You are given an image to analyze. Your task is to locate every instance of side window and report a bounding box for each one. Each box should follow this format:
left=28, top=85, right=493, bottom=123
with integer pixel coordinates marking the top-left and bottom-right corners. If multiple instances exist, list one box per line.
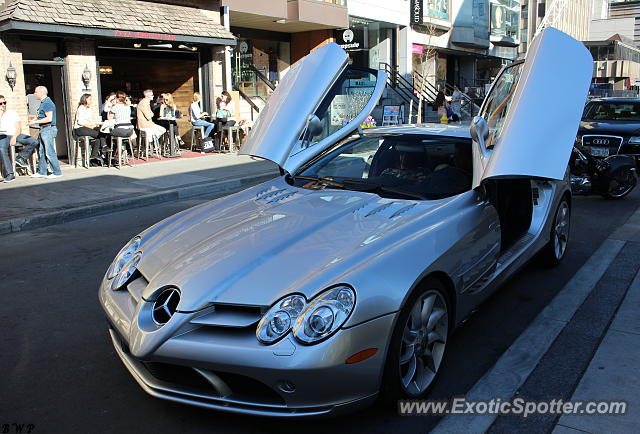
left=479, top=62, right=524, bottom=148
left=309, top=67, right=378, bottom=144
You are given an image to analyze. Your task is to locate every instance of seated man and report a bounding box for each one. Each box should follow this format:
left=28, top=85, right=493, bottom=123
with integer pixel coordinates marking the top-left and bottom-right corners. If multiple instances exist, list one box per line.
left=137, top=89, right=166, bottom=141
left=0, top=94, right=39, bottom=182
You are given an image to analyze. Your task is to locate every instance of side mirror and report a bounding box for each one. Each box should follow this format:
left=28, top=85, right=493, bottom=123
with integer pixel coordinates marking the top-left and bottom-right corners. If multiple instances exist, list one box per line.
left=307, top=114, right=323, bottom=138
left=301, top=114, right=323, bottom=148
left=470, top=116, right=489, bottom=149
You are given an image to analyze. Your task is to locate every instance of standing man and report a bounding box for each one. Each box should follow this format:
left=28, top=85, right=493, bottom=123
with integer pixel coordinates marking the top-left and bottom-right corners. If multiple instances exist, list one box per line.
left=137, top=89, right=166, bottom=138
left=27, top=90, right=40, bottom=139
left=29, top=85, right=62, bottom=178
left=0, top=95, right=40, bottom=182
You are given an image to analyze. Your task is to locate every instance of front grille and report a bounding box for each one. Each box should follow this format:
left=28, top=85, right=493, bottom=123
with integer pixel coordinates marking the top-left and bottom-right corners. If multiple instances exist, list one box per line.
left=142, top=362, right=213, bottom=390
left=140, top=361, right=285, bottom=405
left=190, top=304, right=263, bottom=328
left=582, top=135, right=623, bottom=156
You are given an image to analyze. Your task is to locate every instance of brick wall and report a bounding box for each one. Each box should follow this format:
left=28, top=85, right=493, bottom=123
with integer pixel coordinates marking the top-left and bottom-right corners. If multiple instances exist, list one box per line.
left=0, top=34, right=28, bottom=131
left=65, top=39, right=100, bottom=128
left=208, top=46, right=225, bottom=108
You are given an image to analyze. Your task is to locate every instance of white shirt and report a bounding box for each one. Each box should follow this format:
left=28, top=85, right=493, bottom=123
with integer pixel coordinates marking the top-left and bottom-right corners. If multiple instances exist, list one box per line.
left=0, top=109, right=20, bottom=136
left=111, top=103, right=132, bottom=125
left=190, top=101, right=202, bottom=123
left=74, top=105, right=93, bottom=129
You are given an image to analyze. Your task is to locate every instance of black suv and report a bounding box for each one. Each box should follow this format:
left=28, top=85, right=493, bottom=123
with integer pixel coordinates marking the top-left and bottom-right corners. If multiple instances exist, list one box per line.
left=577, top=98, right=640, bottom=160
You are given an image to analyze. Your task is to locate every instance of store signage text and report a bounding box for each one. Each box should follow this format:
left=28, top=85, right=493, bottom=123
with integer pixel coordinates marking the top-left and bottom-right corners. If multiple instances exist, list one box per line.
left=410, top=0, right=423, bottom=25
left=334, top=28, right=363, bottom=50
left=113, top=30, right=177, bottom=41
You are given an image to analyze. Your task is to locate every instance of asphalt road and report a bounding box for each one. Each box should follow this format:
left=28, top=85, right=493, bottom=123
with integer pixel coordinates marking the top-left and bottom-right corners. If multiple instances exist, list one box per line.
left=1, top=185, right=639, bottom=434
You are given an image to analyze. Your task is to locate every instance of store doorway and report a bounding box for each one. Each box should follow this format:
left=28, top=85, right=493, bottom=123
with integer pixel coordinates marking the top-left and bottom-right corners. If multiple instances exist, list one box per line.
left=97, top=48, right=200, bottom=142
left=23, top=61, right=70, bottom=158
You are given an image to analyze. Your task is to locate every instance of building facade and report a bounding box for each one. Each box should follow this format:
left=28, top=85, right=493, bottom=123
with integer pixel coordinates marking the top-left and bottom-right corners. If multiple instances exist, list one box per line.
left=519, top=0, right=591, bottom=55
left=0, top=0, right=235, bottom=159
left=221, top=0, right=348, bottom=103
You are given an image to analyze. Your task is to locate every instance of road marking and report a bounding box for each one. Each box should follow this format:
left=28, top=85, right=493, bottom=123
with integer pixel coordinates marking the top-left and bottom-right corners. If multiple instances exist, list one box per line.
left=431, top=238, right=625, bottom=434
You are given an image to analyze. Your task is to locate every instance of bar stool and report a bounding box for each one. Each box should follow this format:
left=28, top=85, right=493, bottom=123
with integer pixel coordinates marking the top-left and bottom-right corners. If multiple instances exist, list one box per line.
left=220, top=125, right=241, bottom=152
left=139, top=129, right=162, bottom=161
left=190, top=125, right=206, bottom=151
left=9, top=146, right=38, bottom=176
left=108, top=136, right=135, bottom=169
left=74, top=135, right=96, bottom=168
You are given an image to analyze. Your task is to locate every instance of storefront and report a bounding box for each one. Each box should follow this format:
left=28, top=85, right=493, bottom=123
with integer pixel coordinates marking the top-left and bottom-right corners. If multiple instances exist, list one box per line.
left=230, top=27, right=291, bottom=99
left=0, top=0, right=235, bottom=159
left=334, top=16, right=398, bottom=71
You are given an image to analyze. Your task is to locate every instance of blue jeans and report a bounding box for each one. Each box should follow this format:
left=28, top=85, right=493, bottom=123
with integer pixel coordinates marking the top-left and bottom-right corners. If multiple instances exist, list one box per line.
left=192, top=119, right=215, bottom=137
left=0, top=134, right=39, bottom=177
left=0, top=135, right=12, bottom=177
left=38, top=126, right=61, bottom=176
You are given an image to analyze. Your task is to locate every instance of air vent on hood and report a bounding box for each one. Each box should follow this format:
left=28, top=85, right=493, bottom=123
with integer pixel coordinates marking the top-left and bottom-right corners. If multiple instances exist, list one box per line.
left=353, top=201, right=419, bottom=219
left=255, top=187, right=299, bottom=204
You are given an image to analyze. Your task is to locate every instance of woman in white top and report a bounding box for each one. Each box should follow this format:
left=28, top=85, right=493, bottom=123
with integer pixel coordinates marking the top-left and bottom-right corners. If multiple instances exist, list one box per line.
left=109, top=91, right=134, bottom=138
left=190, top=92, right=215, bottom=137
left=73, top=93, right=107, bottom=161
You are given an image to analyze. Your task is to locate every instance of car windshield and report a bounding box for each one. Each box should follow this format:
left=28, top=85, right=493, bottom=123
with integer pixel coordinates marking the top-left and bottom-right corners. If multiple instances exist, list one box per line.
left=291, top=134, right=473, bottom=200
left=583, top=102, right=640, bottom=121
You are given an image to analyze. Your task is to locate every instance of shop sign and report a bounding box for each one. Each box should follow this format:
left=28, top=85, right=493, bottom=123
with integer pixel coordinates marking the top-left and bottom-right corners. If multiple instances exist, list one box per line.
left=412, top=44, right=425, bottom=55
left=330, top=95, right=351, bottom=126
left=334, top=28, right=364, bottom=50
left=410, top=0, right=423, bottom=25
left=425, top=0, right=450, bottom=21
left=489, top=0, right=520, bottom=45
left=113, top=30, right=177, bottom=41
left=237, top=40, right=253, bottom=63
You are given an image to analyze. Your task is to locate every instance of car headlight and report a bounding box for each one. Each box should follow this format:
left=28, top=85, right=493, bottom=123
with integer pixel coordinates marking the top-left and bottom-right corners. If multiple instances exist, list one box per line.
left=106, top=236, right=142, bottom=290
left=293, top=285, right=356, bottom=344
left=628, top=136, right=640, bottom=144
left=256, top=294, right=306, bottom=344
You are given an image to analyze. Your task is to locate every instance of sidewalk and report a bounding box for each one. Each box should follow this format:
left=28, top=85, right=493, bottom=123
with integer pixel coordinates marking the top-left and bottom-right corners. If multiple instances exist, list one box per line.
left=0, top=153, right=278, bottom=235
left=433, top=206, right=640, bottom=434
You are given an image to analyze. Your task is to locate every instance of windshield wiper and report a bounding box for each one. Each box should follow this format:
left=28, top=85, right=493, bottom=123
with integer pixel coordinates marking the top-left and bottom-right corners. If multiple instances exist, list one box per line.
left=291, top=175, right=345, bottom=188
left=292, top=176, right=427, bottom=200
left=338, top=178, right=427, bottom=200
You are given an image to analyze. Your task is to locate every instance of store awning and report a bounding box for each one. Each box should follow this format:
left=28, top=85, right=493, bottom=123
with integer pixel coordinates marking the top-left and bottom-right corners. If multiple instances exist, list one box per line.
left=0, top=0, right=236, bottom=45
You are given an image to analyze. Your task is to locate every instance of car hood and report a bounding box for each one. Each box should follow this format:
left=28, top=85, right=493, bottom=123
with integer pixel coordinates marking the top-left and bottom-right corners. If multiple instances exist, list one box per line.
left=579, top=120, right=640, bottom=135
left=136, top=178, right=451, bottom=311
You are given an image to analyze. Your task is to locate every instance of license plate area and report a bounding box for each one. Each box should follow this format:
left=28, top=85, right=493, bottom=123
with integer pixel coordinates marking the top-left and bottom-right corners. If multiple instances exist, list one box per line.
left=590, top=147, right=609, bottom=157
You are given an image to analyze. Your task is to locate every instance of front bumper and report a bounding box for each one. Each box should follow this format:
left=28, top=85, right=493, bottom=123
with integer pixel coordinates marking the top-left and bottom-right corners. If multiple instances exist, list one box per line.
left=101, top=278, right=397, bottom=417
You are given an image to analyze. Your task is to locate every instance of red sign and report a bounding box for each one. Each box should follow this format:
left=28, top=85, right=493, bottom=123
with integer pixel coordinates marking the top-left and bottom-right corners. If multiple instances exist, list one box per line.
left=412, top=44, right=424, bottom=55
left=113, top=30, right=177, bottom=41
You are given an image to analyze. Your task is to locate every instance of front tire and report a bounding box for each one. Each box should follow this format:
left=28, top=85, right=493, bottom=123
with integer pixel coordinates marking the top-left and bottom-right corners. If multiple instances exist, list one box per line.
left=539, top=197, right=570, bottom=266
left=380, top=278, right=450, bottom=401
left=602, top=167, right=637, bottom=199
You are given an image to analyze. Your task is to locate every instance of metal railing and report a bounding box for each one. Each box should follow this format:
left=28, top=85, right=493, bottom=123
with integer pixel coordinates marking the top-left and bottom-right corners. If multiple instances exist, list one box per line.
left=236, top=88, right=261, bottom=121
left=434, top=77, right=481, bottom=119
left=379, top=62, right=438, bottom=123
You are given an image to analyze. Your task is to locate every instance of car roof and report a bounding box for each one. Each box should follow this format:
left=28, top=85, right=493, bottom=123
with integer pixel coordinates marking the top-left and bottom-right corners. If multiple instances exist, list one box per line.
left=364, top=123, right=472, bottom=139
left=588, top=98, right=640, bottom=103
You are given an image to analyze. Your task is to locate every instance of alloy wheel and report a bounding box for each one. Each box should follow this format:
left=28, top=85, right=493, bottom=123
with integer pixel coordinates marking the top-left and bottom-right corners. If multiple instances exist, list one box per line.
left=608, top=169, right=636, bottom=198
left=398, top=290, right=448, bottom=396
left=554, top=201, right=570, bottom=260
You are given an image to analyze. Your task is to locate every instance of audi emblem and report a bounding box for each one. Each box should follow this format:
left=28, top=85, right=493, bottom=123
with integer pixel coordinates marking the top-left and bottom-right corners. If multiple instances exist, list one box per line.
left=152, top=287, right=181, bottom=325
left=592, top=138, right=610, bottom=145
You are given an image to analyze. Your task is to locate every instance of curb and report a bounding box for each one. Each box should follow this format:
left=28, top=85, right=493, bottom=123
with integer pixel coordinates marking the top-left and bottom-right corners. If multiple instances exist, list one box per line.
left=0, top=171, right=277, bottom=235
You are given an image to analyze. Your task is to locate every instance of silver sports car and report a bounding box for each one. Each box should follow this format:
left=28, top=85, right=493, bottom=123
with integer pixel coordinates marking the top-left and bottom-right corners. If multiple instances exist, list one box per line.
left=99, top=28, right=592, bottom=417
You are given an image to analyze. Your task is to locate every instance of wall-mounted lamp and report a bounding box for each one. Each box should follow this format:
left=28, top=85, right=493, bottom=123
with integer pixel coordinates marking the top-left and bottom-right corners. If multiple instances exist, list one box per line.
left=6, top=61, right=17, bottom=91
left=81, top=64, right=92, bottom=91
